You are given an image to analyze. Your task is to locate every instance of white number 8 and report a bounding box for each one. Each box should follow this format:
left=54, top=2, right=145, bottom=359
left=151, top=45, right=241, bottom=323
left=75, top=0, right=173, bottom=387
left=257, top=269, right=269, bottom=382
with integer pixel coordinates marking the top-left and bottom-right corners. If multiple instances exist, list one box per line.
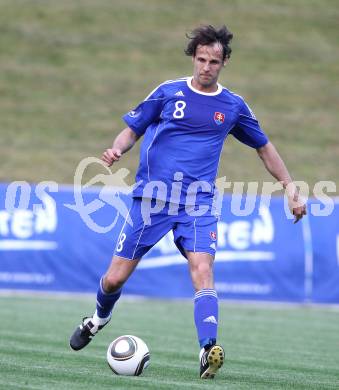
left=116, top=233, right=127, bottom=252
left=173, top=100, right=186, bottom=119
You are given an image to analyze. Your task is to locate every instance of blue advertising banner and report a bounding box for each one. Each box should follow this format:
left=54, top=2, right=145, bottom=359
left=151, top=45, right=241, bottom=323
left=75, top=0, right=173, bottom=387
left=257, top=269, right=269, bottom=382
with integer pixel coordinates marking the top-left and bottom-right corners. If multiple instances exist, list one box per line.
left=0, top=182, right=338, bottom=303
left=308, top=199, right=339, bottom=303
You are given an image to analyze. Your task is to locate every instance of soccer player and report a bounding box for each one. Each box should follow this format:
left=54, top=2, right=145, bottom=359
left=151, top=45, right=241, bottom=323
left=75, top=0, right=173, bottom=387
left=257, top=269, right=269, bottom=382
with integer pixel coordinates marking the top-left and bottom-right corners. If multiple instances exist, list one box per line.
left=70, top=25, right=306, bottom=379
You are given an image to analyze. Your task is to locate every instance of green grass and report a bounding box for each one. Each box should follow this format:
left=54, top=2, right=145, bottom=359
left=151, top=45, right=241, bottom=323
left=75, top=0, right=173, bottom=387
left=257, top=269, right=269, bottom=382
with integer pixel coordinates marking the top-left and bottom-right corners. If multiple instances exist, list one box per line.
left=0, top=0, right=338, bottom=191
left=0, top=294, right=338, bottom=389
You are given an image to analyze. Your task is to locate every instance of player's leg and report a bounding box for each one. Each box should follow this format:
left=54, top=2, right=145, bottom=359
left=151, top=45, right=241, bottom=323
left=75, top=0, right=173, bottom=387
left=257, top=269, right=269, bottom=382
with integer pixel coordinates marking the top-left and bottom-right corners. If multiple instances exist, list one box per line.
left=186, top=251, right=218, bottom=348
left=70, top=197, right=173, bottom=351
left=69, top=255, right=139, bottom=351
left=174, top=214, right=224, bottom=378
left=70, top=198, right=144, bottom=351
left=94, top=255, right=140, bottom=325
left=92, top=198, right=174, bottom=327
left=186, top=251, right=224, bottom=379
left=92, top=255, right=140, bottom=326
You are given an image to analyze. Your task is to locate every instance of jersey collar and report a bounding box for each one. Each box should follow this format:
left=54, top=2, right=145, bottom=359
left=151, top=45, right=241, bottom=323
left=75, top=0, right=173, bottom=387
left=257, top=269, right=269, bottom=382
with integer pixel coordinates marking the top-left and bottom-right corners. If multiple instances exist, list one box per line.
left=186, top=76, right=222, bottom=96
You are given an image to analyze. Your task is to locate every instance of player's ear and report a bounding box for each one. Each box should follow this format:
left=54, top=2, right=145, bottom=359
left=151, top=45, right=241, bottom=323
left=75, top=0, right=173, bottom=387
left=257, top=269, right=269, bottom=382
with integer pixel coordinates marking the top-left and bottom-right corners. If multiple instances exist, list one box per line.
left=223, top=58, right=228, bottom=67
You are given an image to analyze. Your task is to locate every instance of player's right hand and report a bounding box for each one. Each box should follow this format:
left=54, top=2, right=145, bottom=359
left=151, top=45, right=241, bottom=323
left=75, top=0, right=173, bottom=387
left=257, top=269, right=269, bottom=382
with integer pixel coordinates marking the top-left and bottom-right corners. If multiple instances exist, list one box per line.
left=101, top=148, right=122, bottom=167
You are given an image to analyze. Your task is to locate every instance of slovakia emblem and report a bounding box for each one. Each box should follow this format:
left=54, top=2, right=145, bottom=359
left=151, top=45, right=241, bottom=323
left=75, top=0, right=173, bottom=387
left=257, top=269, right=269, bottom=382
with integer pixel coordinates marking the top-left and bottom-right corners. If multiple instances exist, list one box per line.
left=214, top=112, right=225, bottom=125
left=210, top=231, right=217, bottom=241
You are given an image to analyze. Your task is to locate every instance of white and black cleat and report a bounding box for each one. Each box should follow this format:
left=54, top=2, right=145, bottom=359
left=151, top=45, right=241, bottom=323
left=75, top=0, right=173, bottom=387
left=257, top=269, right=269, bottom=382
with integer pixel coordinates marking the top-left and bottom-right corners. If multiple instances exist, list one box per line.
left=200, top=344, right=224, bottom=379
left=70, top=316, right=110, bottom=351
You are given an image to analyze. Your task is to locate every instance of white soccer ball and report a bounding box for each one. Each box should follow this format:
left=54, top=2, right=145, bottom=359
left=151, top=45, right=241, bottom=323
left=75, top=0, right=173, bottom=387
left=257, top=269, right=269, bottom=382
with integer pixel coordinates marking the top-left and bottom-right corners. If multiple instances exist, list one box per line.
left=107, top=335, right=150, bottom=376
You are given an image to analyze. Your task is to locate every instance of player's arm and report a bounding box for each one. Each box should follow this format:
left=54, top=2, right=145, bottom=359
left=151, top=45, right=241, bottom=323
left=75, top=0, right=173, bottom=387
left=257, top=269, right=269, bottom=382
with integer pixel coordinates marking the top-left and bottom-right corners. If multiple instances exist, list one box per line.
left=256, top=141, right=307, bottom=223
left=102, top=127, right=140, bottom=167
left=102, top=83, right=164, bottom=166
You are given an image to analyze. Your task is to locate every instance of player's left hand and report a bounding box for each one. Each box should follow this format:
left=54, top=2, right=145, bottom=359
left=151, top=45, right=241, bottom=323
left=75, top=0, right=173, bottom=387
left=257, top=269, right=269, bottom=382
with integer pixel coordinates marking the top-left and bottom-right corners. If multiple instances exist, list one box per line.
left=292, top=204, right=307, bottom=224
left=288, top=193, right=307, bottom=223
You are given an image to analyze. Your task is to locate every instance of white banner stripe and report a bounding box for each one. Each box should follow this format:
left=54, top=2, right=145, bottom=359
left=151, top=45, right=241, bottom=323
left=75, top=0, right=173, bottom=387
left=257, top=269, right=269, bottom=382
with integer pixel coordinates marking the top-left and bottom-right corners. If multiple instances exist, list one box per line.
left=138, top=255, right=186, bottom=269
left=138, top=251, right=275, bottom=269
left=215, top=251, right=275, bottom=261
left=0, top=240, right=58, bottom=251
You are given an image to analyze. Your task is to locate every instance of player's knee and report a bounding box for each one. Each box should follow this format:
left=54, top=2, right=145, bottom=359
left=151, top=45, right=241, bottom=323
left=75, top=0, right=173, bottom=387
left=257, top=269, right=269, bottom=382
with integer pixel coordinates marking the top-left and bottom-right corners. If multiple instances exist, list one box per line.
left=192, top=261, right=213, bottom=280
left=103, top=273, right=126, bottom=292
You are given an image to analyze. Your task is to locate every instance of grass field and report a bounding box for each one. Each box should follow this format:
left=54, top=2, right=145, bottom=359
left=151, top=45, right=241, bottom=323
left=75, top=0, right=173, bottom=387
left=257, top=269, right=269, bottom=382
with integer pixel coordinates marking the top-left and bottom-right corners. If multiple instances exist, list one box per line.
left=0, top=0, right=338, bottom=191
left=0, top=294, right=338, bottom=389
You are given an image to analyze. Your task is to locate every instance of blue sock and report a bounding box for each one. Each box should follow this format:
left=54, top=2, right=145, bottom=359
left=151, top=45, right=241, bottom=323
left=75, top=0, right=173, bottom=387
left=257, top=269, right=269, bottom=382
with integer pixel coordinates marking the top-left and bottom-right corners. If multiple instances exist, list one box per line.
left=96, top=277, right=122, bottom=319
left=194, top=288, right=218, bottom=349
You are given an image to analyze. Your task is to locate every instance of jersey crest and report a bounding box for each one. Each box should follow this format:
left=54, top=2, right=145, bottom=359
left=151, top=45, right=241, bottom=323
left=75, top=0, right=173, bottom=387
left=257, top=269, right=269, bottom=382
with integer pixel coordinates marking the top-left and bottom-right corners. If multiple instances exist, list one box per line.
left=214, top=112, right=225, bottom=125
left=210, top=231, right=217, bottom=241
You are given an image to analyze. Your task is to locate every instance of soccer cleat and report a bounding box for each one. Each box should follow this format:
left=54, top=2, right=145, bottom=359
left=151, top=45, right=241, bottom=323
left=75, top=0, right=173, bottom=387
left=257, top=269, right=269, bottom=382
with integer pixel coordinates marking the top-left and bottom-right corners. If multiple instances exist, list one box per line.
left=199, top=344, right=224, bottom=379
left=69, top=316, right=110, bottom=351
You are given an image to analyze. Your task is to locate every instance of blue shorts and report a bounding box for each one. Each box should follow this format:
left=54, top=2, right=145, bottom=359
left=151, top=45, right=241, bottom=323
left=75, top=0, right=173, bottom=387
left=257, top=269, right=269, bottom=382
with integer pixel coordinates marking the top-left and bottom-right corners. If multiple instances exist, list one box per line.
left=113, top=198, right=218, bottom=260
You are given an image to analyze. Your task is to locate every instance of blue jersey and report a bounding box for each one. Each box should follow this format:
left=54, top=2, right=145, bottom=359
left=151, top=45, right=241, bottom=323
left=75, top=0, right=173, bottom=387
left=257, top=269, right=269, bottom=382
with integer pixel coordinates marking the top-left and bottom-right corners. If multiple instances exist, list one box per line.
left=123, top=76, right=268, bottom=205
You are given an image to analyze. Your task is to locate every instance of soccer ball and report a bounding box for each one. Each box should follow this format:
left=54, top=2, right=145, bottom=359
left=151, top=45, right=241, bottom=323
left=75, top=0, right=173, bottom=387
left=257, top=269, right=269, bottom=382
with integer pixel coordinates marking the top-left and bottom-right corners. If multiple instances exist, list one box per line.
left=107, top=335, right=150, bottom=376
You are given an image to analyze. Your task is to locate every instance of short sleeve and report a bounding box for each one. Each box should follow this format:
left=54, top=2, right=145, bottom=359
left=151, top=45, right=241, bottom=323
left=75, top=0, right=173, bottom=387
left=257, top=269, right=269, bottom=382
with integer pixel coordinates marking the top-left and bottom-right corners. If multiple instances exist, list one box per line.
left=230, top=99, right=269, bottom=148
left=122, top=85, right=165, bottom=136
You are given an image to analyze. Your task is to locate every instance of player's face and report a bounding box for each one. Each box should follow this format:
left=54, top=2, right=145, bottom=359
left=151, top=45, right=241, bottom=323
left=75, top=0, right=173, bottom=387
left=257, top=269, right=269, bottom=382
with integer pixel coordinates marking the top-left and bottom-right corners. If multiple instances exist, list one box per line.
left=192, top=43, right=226, bottom=92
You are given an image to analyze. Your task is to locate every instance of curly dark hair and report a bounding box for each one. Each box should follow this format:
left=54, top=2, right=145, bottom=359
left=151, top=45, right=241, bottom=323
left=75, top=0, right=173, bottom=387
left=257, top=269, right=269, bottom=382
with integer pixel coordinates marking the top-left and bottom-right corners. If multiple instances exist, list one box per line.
left=185, top=25, right=233, bottom=61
